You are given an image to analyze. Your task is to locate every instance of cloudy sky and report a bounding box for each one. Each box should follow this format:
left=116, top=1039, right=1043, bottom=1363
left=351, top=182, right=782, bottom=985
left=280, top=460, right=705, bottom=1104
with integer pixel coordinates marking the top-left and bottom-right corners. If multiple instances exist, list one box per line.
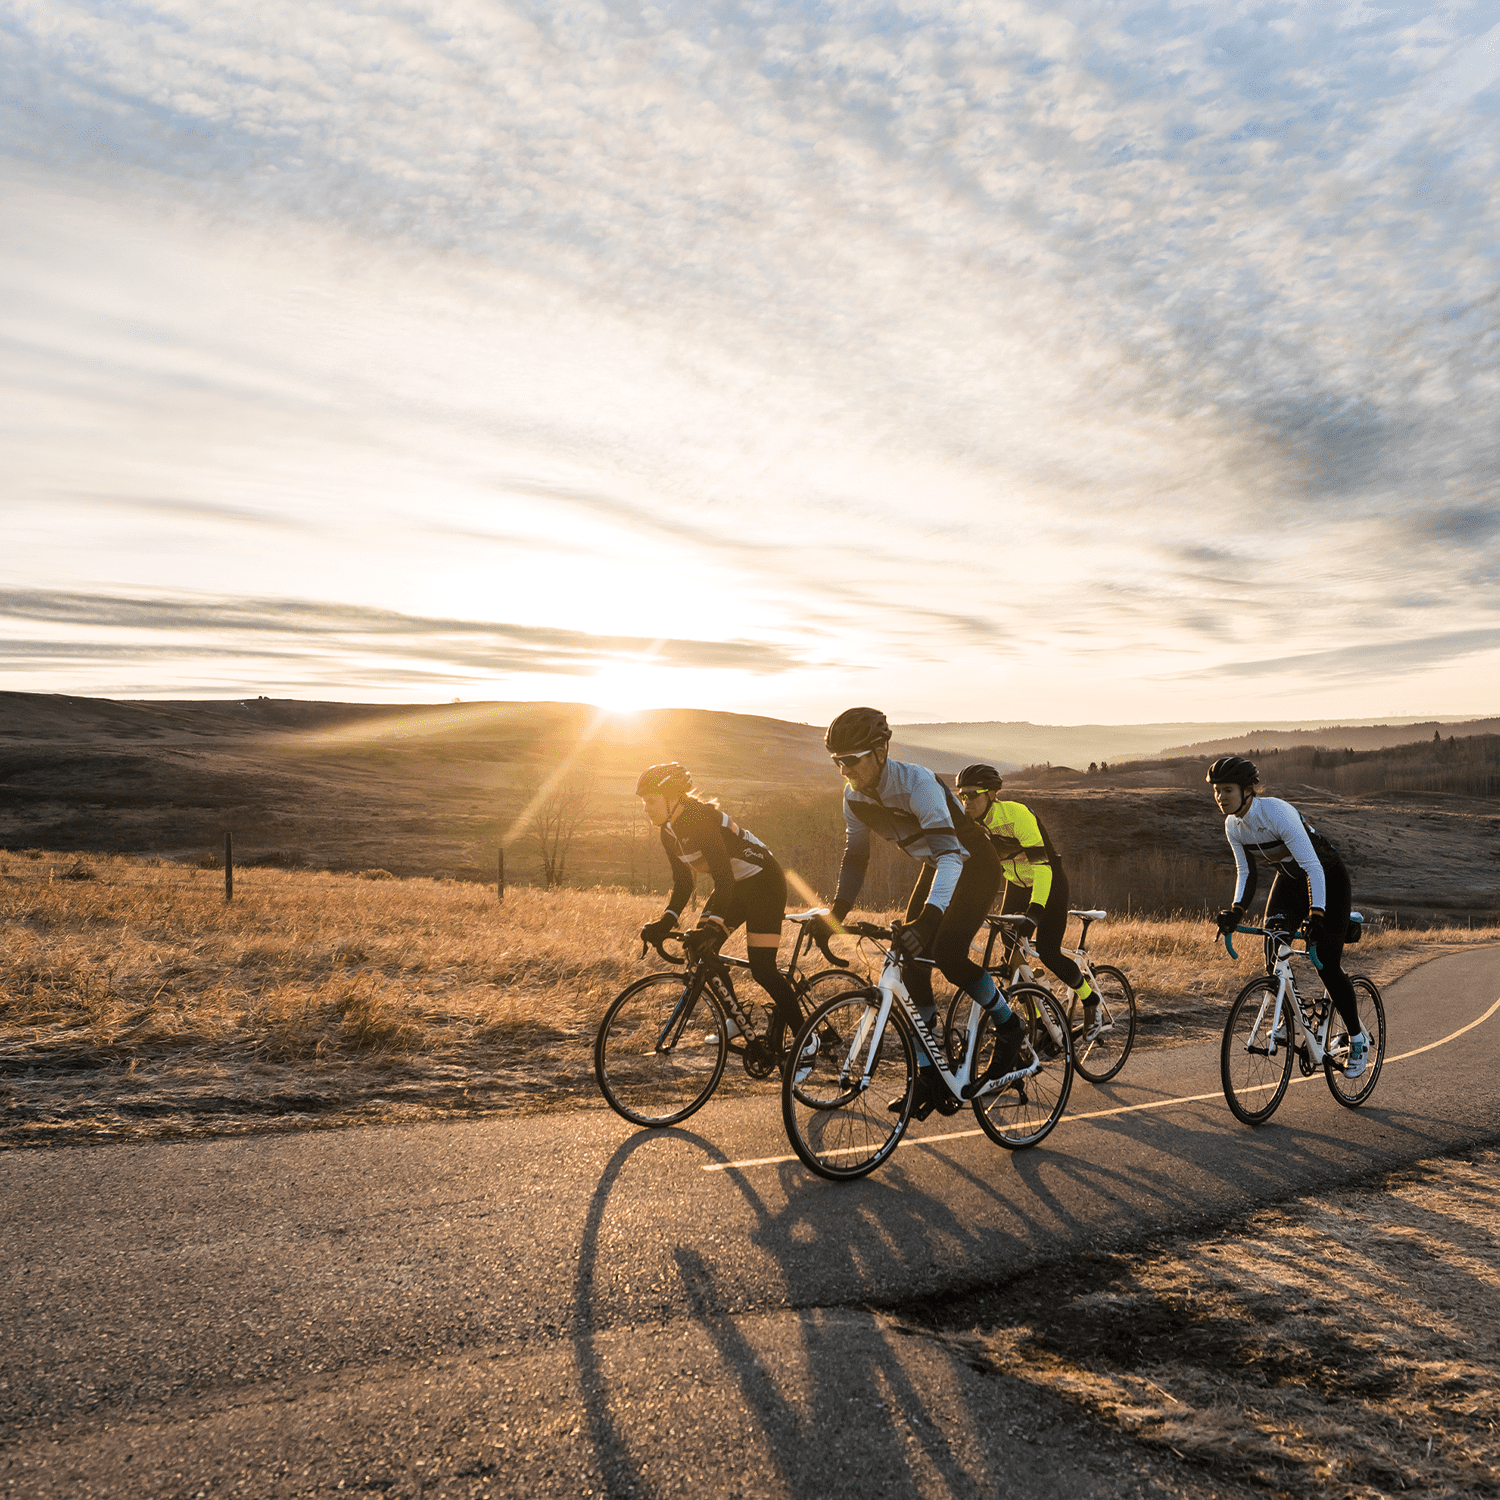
left=4, top=0, right=1498, bottom=725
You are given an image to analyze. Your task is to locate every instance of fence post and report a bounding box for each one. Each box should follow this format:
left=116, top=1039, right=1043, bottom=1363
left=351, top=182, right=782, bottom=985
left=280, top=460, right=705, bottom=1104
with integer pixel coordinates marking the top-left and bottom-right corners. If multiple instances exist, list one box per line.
left=224, top=831, right=233, bottom=903
left=497, top=848, right=504, bottom=903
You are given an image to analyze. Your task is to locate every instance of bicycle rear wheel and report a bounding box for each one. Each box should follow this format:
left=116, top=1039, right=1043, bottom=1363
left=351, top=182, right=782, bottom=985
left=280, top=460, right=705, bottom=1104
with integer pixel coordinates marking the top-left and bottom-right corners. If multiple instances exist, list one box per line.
left=1323, top=976, right=1385, bottom=1108
left=1221, top=976, right=1293, bottom=1125
left=781, top=990, right=915, bottom=1180
left=971, top=985, right=1073, bottom=1149
left=1073, top=964, right=1137, bottom=1084
left=594, top=973, right=728, bottom=1127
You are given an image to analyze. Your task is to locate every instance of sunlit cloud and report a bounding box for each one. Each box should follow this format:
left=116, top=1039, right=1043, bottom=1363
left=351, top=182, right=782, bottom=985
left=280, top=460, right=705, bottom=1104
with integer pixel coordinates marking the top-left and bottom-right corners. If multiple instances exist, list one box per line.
left=2, top=1, right=1497, bottom=721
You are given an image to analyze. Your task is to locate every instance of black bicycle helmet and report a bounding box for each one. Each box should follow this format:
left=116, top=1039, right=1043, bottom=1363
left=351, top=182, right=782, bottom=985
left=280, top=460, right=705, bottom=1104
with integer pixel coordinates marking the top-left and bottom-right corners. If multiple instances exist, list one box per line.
left=635, top=762, right=692, bottom=797
left=1205, top=754, right=1259, bottom=786
left=825, top=707, right=892, bottom=756
left=956, top=763, right=1004, bottom=790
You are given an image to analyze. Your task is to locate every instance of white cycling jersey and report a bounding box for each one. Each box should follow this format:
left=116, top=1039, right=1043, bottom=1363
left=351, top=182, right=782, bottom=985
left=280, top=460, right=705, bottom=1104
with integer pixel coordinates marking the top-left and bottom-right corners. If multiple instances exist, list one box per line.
left=1224, top=795, right=1330, bottom=910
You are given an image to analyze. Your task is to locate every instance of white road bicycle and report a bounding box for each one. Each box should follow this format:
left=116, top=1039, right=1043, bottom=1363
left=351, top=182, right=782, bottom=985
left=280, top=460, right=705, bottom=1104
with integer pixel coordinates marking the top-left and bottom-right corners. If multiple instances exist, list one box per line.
left=1218, top=919, right=1385, bottom=1126
left=945, top=909, right=1136, bottom=1085
left=781, top=920, right=1073, bottom=1181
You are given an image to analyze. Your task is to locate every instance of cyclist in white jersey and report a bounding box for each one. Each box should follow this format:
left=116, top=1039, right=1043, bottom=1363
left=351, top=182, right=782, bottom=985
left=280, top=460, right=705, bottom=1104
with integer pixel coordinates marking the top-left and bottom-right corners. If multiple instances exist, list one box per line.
left=1207, top=755, right=1369, bottom=1078
left=814, top=707, right=1024, bottom=1118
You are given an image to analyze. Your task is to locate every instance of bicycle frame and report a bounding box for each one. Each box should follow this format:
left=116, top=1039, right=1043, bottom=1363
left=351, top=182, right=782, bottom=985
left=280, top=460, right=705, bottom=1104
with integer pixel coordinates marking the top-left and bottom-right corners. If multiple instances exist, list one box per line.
left=838, top=928, right=1041, bottom=1101
left=644, top=910, right=851, bottom=1056
left=1223, top=925, right=1338, bottom=1068
left=974, top=915, right=1082, bottom=1051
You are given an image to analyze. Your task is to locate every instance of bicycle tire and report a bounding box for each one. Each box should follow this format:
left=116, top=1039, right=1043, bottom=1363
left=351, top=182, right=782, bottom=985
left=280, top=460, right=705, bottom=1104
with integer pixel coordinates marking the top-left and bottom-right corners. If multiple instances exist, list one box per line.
left=594, top=972, right=728, bottom=1127
left=1072, top=964, right=1137, bottom=1084
left=781, top=988, right=915, bottom=1181
left=971, top=985, right=1073, bottom=1149
left=1221, top=976, right=1293, bottom=1125
left=1323, top=976, right=1385, bottom=1108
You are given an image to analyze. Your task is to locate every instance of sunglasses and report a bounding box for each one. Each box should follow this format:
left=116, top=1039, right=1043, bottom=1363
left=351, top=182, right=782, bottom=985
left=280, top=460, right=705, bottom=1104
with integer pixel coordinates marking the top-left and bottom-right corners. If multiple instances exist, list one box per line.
left=831, top=750, right=875, bottom=770
left=956, top=788, right=989, bottom=802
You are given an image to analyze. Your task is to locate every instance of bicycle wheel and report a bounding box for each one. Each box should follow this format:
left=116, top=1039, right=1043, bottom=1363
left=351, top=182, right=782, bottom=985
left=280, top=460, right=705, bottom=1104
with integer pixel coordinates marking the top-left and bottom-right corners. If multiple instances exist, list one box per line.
left=594, top=973, right=728, bottom=1127
left=1072, top=964, right=1137, bottom=1084
left=781, top=989, right=916, bottom=1181
left=1221, top=976, right=1293, bottom=1125
left=1323, top=976, right=1386, bottom=1108
left=971, top=985, right=1073, bottom=1149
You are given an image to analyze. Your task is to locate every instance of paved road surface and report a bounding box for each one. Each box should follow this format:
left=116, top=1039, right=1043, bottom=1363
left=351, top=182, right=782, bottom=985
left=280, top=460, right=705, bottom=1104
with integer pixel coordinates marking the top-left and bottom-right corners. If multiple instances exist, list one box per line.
left=3, top=946, right=1498, bottom=1498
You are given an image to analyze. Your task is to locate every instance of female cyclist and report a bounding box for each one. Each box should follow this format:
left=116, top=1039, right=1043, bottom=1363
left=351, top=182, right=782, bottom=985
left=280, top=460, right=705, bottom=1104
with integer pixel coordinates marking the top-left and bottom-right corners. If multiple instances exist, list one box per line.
left=816, top=708, right=1023, bottom=1117
left=1207, top=754, right=1369, bottom=1078
left=635, top=763, right=802, bottom=1064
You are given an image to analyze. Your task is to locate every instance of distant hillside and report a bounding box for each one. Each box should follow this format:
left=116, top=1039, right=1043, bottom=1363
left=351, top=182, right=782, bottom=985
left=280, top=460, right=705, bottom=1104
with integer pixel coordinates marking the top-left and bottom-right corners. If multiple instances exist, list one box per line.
left=2, top=693, right=1496, bottom=917
left=1157, top=719, right=1500, bottom=760
left=893, top=716, right=1495, bottom=772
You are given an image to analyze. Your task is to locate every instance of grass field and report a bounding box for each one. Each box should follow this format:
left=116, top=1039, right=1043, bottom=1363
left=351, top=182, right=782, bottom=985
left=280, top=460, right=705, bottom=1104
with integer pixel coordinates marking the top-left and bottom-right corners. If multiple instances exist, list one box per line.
left=3, top=850, right=1497, bottom=1147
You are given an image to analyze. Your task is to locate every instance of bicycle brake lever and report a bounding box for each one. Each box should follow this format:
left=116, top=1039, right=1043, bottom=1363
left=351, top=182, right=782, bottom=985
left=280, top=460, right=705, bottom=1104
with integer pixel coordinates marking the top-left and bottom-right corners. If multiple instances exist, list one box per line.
left=814, top=932, right=850, bottom=968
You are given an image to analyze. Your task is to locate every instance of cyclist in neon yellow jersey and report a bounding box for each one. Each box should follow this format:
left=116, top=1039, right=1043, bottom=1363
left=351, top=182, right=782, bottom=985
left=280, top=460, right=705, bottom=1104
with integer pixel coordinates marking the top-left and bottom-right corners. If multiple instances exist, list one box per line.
left=953, top=764, right=1103, bottom=1040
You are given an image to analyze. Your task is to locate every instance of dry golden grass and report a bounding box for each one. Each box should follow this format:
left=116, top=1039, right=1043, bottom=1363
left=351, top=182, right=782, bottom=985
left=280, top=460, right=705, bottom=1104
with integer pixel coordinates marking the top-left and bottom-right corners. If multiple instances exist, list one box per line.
left=917, top=1147, right=1500, bottom=1499
left=1, top=851, right=1494, bottom=1145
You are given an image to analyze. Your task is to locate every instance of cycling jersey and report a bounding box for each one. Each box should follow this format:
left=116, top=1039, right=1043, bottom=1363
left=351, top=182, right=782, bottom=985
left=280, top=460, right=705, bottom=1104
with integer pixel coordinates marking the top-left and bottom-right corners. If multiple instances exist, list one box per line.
left=975, top=799, right=1063, bottom=906
left=835, top=757, right=979, bottom=911
left=1224, top=795, right=1339, bottom=910
left=661, top=798, right=775, bottom=924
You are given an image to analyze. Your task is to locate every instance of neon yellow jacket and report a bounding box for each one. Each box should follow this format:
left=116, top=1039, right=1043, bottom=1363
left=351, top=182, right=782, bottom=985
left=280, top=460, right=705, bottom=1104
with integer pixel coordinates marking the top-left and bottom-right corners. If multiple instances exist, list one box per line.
left=976, top=799, right=1059, bottom=906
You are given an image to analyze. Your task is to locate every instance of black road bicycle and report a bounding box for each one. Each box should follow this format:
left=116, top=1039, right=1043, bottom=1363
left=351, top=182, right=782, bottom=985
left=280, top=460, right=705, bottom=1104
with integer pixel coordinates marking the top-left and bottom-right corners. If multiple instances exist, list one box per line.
left=594, top=910, right=859, bottom=1127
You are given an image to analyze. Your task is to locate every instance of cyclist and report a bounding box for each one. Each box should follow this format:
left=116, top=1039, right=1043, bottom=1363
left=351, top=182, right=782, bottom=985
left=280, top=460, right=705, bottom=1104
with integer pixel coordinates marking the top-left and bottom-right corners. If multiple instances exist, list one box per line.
left=1207, top=755, right=1368, bottom=1078
left=635, top=763, right=803, bottom=1063
left=815, top=708, right=1023, bottom=1117
left=953, top=763, right=1103, bottom=1039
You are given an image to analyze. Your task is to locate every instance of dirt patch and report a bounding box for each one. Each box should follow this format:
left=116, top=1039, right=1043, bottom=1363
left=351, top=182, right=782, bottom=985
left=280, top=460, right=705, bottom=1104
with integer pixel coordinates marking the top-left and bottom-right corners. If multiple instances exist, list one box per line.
left=899, top=1147, right=1500, bottom=1498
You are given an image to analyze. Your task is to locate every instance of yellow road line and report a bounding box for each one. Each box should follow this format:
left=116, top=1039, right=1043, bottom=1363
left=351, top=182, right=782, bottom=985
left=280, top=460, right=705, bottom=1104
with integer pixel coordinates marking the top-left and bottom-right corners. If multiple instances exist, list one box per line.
left=701, top=993, right=1500, bottom=1174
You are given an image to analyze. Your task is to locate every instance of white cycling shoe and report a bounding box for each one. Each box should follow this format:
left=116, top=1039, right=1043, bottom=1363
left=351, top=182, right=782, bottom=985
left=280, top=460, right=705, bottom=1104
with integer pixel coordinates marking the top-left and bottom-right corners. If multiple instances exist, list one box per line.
left=1345, top=1032, right=1370, bottom=1079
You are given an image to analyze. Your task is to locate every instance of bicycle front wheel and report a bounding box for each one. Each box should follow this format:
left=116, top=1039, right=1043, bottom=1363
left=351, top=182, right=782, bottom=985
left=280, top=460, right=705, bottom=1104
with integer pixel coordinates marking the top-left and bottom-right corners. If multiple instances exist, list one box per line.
left=1073, top=964, right=1137, bottom=1084
left=1221, top=976, right=1293, bottom=1125
left=972, top=985, right=1073, bottom=1149
left=781, top=989, right=915, bottom=1181
left=1323, top=976, right=1386, bottom=1108
left=594, top=973, right=728, bottom=1127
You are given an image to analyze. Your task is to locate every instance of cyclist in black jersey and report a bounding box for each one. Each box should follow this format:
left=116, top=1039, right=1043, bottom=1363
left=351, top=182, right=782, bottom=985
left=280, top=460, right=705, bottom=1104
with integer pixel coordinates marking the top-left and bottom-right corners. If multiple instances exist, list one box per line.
left=635, top=763, right=803, bottom=1054
left=813, top=708, right=1023, bottom=1118
left=1207, top=754, right=1369, bottom=1078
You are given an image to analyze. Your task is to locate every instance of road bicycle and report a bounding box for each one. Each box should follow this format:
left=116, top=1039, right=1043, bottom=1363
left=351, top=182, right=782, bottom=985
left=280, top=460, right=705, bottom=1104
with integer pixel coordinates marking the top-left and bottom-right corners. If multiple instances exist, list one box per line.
left=1218, top=918, right=1385, bottom=1125
left=944, top=909, right=1136, bottom=1084
left=780, top=920, right=1073, bottom=1181
left=593, top=910, right=862, bottom=1127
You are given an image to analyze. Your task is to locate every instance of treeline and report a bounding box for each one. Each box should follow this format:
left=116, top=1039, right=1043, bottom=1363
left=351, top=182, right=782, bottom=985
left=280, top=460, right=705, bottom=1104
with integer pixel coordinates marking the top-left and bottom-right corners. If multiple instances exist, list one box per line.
left=1142, top=733, right=1500, bottom=798
left=567, top=796, right=1219, bottom=917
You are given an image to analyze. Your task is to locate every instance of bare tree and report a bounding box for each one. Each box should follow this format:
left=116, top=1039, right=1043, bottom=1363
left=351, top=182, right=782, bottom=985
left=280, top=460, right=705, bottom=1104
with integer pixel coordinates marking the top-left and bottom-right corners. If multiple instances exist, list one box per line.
left=526, top=770, right=595, bottom=888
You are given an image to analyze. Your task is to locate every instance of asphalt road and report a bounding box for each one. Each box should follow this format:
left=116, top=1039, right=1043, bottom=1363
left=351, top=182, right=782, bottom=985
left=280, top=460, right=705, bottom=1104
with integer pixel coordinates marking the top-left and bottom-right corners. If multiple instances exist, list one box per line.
left=4, top=945, right=1499, bottom=1499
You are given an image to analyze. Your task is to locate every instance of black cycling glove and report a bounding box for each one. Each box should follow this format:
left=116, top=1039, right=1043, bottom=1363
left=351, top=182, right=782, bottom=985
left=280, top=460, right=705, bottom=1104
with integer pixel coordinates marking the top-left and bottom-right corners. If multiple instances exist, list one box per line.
left=1214, top=907, right=1243, bottom=937
left=639, top=914, right=676, bottom=946
left=896, top=904, right=942, bottom=958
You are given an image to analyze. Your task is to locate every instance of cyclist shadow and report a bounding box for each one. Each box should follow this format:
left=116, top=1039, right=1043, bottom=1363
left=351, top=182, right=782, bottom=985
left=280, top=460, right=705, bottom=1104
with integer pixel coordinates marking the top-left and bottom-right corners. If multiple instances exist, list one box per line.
left=683, top=1147, right=1045, bottom=1494
left=570, top=1126, right=1040, bottom=1497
